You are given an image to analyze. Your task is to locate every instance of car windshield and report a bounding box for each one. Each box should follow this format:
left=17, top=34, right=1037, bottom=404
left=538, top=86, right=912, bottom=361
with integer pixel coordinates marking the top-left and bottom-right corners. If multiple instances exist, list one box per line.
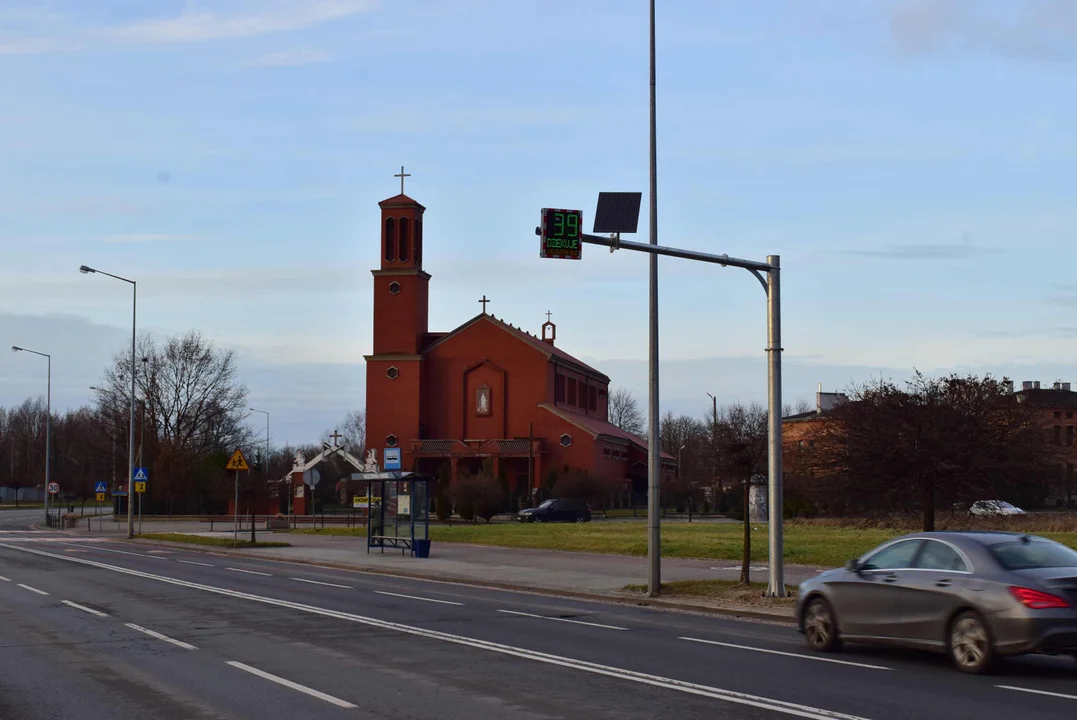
left=998, top=502, right=1016, bottom=509
left=990, top=539, right=1077, bottom=570
left=538, top=499, right=556, bottom=509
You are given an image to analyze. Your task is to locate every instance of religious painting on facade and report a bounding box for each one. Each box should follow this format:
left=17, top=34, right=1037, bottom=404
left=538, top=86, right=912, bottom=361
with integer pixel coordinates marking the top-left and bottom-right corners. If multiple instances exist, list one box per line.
left=476, top=385, right=492, bottom=416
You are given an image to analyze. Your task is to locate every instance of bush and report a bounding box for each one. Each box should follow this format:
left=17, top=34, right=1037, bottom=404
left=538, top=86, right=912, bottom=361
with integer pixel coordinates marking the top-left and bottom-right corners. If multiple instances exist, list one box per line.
left=552, top=468, right=612, bottom=508
left=454, top=474, right=503, bottom=523
left=435, top=484, right=452, bottom=522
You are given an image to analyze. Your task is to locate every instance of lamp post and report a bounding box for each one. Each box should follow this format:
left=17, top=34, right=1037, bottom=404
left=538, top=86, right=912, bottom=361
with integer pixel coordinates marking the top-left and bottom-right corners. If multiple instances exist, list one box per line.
left=646, top=0, right=662, bottom=599
left=12, top=346, right=50, bottom=525
left=249, top=408, right=270, bottom=511
left=80, top=264, right=136, bottom=540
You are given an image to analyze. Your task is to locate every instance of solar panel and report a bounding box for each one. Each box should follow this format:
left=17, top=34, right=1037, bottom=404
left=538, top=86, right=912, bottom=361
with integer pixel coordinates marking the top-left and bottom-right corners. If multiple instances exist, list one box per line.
left=593, top=192, right=642, bottom=234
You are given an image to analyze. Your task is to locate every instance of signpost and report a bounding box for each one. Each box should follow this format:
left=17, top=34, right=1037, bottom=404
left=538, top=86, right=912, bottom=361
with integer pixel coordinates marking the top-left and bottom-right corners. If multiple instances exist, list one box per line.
left=226, top=448, right=249, bottom=548
left=133, top=467, right=148, bottom=535
left=383, top=447, right=401, bottom=471
left=47, top=482, right=59, bottom=495
left=303, top=468, right=321, bottom=516
left=539, top=208, right=583, bottom=260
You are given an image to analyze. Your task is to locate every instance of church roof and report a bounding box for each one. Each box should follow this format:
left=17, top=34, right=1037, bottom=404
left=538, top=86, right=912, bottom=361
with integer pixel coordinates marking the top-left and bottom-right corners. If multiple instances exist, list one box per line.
left=424, top=313, right=611, bottom=381
left=539, top=403, right=676, bottom=461
left=378, top=193, right=425, bottom=209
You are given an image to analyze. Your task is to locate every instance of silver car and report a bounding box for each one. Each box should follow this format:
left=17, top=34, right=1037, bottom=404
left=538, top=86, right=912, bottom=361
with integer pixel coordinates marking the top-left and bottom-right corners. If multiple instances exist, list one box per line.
left=796, top=531, right=1077, bottom=673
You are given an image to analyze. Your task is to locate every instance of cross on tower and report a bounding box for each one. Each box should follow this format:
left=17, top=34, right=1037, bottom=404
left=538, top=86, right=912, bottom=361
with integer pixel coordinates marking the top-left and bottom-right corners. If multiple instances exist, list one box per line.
left=394, top=166, right=411, bottom=195
left=546, top=311, right=553, bottom=322
left=329, top=430, right=344, bottom=446
left=479, top=295, right=490, bottom=313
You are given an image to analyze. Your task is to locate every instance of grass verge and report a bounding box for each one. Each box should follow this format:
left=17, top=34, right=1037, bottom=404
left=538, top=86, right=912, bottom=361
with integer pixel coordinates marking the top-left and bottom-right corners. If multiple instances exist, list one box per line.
left=623, top=579, right=798, bottom=610
left=139, top=532, right=291, bottom=549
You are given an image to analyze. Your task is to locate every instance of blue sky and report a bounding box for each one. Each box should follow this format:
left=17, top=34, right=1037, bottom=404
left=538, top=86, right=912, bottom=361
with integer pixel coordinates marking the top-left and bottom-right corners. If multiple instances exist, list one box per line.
left=2, top=0, right=1077, bottom=443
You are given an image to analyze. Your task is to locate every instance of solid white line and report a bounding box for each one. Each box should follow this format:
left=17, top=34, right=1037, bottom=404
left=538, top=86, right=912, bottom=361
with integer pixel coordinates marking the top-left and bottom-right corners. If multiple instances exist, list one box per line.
left=0, top=575, right=9, bottom=581
left=226, top=567, right=272, bottom=577
left=177, top=560, right=214, bottom=567
left=17, top=583, right=49, bottom=596
left=226, top=661, right=357, bottom=709
left=71, top=545, right=168, bottom=560
left=679, top=637, right=891, bottom=670
left=498, top=609, right=628, bottom=631
left=3, top=544, right=870, bottom=720
left=374, top=590, right=464, bottom=606
left=292, top=578, right=352, bottom=589
left=62, top=600, right=108, bottom=617
left=997, top=685, right=1077, bottom=701
left=124, top=623, right=197, bottom=650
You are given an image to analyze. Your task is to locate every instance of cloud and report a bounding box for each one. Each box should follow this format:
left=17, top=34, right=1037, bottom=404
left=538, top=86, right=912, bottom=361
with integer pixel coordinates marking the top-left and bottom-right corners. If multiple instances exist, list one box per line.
left=0, top=0, right=376, bottom=55
left=835, top=243, right=1003, bottom=260
left=245, top=49, right=331, bottom=67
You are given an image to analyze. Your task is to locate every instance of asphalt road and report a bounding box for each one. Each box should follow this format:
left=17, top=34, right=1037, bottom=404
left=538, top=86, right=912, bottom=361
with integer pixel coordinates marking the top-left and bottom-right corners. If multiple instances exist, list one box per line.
left=2, top=529, right=1077, bottom=719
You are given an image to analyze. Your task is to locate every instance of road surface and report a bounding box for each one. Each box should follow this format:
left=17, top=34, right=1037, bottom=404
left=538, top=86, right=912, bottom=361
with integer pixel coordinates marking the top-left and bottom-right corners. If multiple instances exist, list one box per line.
left=1, top=526, right=1076, bottom=719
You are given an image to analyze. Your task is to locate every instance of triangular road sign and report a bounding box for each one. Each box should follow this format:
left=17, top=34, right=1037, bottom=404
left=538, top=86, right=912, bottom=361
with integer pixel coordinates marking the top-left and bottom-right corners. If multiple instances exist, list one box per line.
left=94, top=481, right=108, bottom=494
left=226, top=448, right=250, bottom=471
left=133, top=468, right=148, bottom=481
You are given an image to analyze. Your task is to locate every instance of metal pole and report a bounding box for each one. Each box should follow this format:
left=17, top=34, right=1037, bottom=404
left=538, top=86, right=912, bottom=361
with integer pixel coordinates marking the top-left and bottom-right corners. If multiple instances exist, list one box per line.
left=45, top=355, right=50, bottom=526
left=127, top=282, right=136, bottom=539
left=234, top=470, right=239, bottom=548
left=138, top=491, right=142, bottom=535
left=646, top=0, right=661, bottom=598
left=765, top=255, right=785, bottom=597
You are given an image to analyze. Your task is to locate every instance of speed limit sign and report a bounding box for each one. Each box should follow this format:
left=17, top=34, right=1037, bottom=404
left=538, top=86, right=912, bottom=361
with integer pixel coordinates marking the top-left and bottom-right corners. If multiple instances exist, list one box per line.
left=47, top=482, right=59, bottom=494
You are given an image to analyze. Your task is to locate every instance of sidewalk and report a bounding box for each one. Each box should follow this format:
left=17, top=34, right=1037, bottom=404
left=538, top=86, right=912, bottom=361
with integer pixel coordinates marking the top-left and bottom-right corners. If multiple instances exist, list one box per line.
left=112, top=520, right=816, bottom=622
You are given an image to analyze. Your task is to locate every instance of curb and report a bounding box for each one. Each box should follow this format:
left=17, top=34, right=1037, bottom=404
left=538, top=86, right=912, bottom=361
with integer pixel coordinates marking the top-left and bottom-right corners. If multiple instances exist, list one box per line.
left=126, top=537, right=796, bottom=625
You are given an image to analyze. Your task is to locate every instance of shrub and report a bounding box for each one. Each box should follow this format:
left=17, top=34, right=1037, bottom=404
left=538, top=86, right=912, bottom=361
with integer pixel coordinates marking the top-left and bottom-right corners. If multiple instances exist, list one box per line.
left=454, top=473, right=503, bottom=523
left=435, top=484, right=452, bottom=522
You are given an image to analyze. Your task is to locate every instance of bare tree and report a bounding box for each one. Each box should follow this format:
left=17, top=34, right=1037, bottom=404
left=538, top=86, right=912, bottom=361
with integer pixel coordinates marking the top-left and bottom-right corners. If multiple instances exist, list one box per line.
left=714, top=402, right=769, bottom=583
left=608, top=387, right=644, bottom=436
left=339, top=410, right=365, bottom=456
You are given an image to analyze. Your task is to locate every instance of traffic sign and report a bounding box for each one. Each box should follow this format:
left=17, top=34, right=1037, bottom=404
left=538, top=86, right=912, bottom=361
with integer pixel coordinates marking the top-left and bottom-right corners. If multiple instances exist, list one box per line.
left=95, top=492, right=106, bottom=502
left=540, top=208, right=583, bottom=260
left=384, top=447, right=401, bottom=471
left=47, top=482, right=59, bottom=495
left=225, top=448, right=249, bottom=471
left=133, top=467, right=149, bottom=482
left=303, top=468, right=321, bottom=487
left=135, top=481, right=147, bottom=493
left=94, top=481, right=108, bottom=494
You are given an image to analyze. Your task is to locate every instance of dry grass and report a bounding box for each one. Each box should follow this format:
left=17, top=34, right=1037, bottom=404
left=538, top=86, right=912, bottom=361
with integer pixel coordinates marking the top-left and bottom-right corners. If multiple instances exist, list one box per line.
left=623, top=579, right=798, bottom=611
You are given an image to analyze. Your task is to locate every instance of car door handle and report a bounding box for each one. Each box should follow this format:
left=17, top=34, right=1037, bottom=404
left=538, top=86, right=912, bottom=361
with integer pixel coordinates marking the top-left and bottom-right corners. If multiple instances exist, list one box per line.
left=882, top=574, right=897, bottom=583
left=935, top=579, right=952, bottom=588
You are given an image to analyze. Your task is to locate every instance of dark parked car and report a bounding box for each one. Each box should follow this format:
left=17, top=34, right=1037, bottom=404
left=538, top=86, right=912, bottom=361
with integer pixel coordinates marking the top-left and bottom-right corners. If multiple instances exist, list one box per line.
left=796, top=531, right=1077, bottom=673
left=517, top=499, right=592, bottom=523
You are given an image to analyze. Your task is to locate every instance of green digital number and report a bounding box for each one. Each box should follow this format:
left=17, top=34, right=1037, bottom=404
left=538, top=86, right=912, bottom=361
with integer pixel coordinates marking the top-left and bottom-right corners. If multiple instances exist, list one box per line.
left=554, top=212, right=564, bottom=237
left=566, top=213, right=578, bottom=237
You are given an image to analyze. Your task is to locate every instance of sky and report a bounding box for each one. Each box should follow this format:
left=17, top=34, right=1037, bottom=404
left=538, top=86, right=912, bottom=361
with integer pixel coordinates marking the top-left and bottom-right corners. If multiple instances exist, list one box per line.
left=2, top=0, right=1077, bottom=445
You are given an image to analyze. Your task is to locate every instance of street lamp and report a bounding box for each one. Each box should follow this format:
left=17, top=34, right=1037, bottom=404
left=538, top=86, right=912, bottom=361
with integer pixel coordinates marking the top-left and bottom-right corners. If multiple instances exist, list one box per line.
left=80, top=264, right=137, bottom=540
left=12, top=346, right=50, bottom=525
left=249, top=408, right=270, bottom=512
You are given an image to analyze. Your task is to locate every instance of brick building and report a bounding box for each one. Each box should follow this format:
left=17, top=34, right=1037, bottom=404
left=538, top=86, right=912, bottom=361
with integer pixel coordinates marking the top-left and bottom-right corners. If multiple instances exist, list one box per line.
left=363, top=189, right=675, bottom=508
left=1015, top=380, right=1077, bottom=508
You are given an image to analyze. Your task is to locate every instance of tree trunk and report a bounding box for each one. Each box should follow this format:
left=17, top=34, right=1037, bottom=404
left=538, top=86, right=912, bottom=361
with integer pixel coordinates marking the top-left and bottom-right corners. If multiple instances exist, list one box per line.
left=921, top=477, right=935, bottom=532
left=741, top=478, right=751, bottom=584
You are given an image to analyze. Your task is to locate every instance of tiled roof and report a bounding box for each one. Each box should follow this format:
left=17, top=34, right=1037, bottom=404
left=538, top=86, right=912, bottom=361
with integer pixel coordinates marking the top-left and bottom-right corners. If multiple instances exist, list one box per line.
left=423, top=313, right=610, bottom=381
left=417, top=440, right=456, bottom=454
left=378, top=193, right=424, bottom=208
left=494, top=439, right=531, bottom=455
left=538, top=404, right=676, bottom=461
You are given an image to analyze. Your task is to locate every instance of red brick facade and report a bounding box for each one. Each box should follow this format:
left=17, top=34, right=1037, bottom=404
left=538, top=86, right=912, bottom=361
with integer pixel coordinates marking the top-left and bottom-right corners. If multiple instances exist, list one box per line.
left=364, top=192, right=675, bottom=506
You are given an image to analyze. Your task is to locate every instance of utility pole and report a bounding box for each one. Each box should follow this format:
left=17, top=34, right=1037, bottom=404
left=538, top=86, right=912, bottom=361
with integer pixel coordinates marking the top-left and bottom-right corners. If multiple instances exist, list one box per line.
left=646, top=0, right=662, bottom=599
left=707, top=392, right=718, bottom=507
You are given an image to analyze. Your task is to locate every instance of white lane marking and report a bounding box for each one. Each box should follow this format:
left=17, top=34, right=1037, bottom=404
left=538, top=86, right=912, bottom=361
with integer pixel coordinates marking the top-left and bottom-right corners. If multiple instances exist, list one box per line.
left=292, top=578, right=352, bottom=589
left=17, top=583, right=49, bottom=596
left=3, top=545, right=870, bottom=720
left=226, top=567, right=272, bottom=577
left=226, top=661, right=357, bottom=709
left=69, top=544, right=168, bottom=560
left=177, top=560, right=214, bottom=567
left=124, top=623, right=197, bottom=651
left=679, top=637, right=891, bottom=671
left=374, top=590, right=464, bottom=606
left=0, top=575, right=9, bottom=581
left=62, top=600, right=108, bottom=617
left=997, top=685, right=1077, bottom=701
left=498, top=609, right=628, bottom=631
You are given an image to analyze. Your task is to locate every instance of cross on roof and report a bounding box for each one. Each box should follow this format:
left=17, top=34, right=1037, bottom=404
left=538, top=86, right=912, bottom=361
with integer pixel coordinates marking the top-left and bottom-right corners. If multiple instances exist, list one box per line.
left=329, top=430, right=344, bottom=446
left=479, top=295, right=490, bottom=313
left=394, top=166, right=411, bottom=195
left=546, top=310, right=553, bottom=322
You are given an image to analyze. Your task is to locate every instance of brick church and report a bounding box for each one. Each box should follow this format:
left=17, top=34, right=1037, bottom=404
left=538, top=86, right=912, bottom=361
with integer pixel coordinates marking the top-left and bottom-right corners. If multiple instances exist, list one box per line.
left=364, top=186, right=675, bottom=507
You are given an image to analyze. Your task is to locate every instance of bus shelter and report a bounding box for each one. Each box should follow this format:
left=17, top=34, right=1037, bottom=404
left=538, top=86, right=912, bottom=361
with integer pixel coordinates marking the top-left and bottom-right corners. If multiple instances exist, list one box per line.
left=351, top=471, right=433, bottom=558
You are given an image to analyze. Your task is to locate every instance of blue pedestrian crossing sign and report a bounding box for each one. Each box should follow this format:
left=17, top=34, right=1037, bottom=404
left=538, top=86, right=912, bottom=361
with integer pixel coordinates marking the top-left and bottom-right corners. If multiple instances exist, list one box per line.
left=134, top=467, right=149, bottom=482
left=94, top=481, right=108, bottom=494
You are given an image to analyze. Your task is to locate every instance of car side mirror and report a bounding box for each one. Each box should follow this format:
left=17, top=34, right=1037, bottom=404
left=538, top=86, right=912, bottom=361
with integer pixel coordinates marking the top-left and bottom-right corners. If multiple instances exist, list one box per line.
left=844, top=559, right=862, bottom=573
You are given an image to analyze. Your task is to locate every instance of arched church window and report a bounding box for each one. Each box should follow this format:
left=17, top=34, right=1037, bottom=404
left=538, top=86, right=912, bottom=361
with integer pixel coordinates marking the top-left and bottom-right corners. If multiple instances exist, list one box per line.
left=384, top=218, right=397, bottom=262
left=415, top=218, right=423, bottom=265
left=399, top=217, right=410, bottom=262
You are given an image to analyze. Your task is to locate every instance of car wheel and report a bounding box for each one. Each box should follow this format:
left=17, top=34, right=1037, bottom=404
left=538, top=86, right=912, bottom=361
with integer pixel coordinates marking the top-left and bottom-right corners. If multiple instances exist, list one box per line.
left=803, top=597, right=841, bottom=653
left=575, top=515, right=586, bottom=523
left=948, top=611, right=995, bottom=674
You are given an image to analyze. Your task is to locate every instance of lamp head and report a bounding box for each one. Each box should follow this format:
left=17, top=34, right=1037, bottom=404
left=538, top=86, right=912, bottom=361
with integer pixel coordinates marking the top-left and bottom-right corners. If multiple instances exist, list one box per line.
left=11, top=346, right=21, bottom=352
left=79, top=265, right=95, bottom=274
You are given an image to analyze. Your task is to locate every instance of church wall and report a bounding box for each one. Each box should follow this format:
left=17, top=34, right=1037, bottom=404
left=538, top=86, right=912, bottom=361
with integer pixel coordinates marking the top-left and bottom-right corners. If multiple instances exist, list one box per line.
left=372, top=272, right=429, bottom=355
left=549, top=362, right=609, bottom=422
left=365, top=357, right=422, bottom=468
left=422, top=320, right=550, bottom=440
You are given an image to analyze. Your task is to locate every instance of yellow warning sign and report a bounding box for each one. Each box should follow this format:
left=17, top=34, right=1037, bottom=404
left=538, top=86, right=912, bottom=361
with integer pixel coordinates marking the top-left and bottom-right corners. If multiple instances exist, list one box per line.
left=225, top=448, right=249, bottom=471
left=134, top=481, right=147, bottom=493
left=95, top=492, right=106, bottom=502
